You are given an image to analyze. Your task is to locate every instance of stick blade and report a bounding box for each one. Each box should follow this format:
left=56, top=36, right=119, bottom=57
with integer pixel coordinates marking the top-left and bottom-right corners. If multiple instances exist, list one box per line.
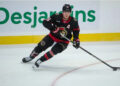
left=112, top=67, right=120, bottom=71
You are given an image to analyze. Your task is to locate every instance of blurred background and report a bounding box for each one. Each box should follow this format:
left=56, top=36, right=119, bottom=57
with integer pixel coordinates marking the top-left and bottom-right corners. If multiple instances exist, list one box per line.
left=0, top=1, right=120, bottom=86
left=0, top=0, right=120, bottom=44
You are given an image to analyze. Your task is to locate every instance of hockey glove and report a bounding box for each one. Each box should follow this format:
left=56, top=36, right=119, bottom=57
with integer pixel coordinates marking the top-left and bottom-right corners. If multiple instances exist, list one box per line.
left=73, top=39, right=80, bottom=49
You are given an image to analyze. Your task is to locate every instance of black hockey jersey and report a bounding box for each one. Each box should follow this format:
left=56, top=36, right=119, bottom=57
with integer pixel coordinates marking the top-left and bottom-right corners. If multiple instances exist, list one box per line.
left=43, top=13, right=80, bottom=44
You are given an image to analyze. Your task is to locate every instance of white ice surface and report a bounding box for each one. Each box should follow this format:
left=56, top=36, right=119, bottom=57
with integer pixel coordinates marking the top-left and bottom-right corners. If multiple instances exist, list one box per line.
left=0, top=42, right=120, bottom=86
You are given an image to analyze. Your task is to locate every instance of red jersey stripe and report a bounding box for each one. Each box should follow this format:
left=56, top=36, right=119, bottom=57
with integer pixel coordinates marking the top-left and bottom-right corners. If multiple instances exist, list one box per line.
left=49, top=33, right=69, bottom=44
left=49, top=50, right=54, bottom=57
left=44, top=53, right=49, bottom=60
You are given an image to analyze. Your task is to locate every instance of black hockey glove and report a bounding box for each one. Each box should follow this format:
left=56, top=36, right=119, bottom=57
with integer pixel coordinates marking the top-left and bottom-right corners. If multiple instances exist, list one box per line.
left=73, top=39, right=80, bottom=49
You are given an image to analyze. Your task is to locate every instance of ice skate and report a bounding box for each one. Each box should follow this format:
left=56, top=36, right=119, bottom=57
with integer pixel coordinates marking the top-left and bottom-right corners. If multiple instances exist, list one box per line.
left=22, top=57, right=34, bottom=63
left=32, top=59, right=42, bottom=70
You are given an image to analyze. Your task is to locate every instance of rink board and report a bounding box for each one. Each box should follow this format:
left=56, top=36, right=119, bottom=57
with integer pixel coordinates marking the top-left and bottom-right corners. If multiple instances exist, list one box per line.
left=0, top=33, right=120, bottom=44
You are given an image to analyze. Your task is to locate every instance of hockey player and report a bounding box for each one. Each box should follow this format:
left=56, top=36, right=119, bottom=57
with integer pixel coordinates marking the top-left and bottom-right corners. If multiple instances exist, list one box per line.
left=22, top=4, right=80, bottom=68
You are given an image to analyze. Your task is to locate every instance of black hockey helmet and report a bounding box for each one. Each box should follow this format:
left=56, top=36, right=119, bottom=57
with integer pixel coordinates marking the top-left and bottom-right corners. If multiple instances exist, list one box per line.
left=62, top=4, right=71, bottom=12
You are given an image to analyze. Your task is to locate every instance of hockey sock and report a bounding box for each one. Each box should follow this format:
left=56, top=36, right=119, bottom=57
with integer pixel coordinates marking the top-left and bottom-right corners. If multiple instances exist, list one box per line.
left=40, top=50, right=54, bottom=62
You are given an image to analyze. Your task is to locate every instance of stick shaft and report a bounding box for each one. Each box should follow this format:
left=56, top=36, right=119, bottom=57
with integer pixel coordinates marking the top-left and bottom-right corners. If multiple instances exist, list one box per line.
left=63, top=36, right=113, bottom=69
left=79, top=46, right=113, bottom=68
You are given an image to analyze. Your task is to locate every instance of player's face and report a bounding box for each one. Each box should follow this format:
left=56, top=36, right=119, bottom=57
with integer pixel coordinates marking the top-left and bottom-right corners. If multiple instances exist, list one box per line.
left=63, top=11, right=71, bottom=20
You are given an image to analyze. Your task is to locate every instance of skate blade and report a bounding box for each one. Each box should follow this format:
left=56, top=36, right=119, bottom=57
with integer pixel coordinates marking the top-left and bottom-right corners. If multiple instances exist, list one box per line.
left=32, top=65, right=42, bottom=71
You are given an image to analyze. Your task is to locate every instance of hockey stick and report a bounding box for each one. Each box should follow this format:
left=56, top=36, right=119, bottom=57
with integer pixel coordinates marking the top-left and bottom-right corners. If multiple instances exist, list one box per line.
left=61, top=33, right=120, bottom=71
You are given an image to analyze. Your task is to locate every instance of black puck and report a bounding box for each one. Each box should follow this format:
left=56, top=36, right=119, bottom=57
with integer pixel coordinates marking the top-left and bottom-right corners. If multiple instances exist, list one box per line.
left=113, top=68, right=117, bottom=71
